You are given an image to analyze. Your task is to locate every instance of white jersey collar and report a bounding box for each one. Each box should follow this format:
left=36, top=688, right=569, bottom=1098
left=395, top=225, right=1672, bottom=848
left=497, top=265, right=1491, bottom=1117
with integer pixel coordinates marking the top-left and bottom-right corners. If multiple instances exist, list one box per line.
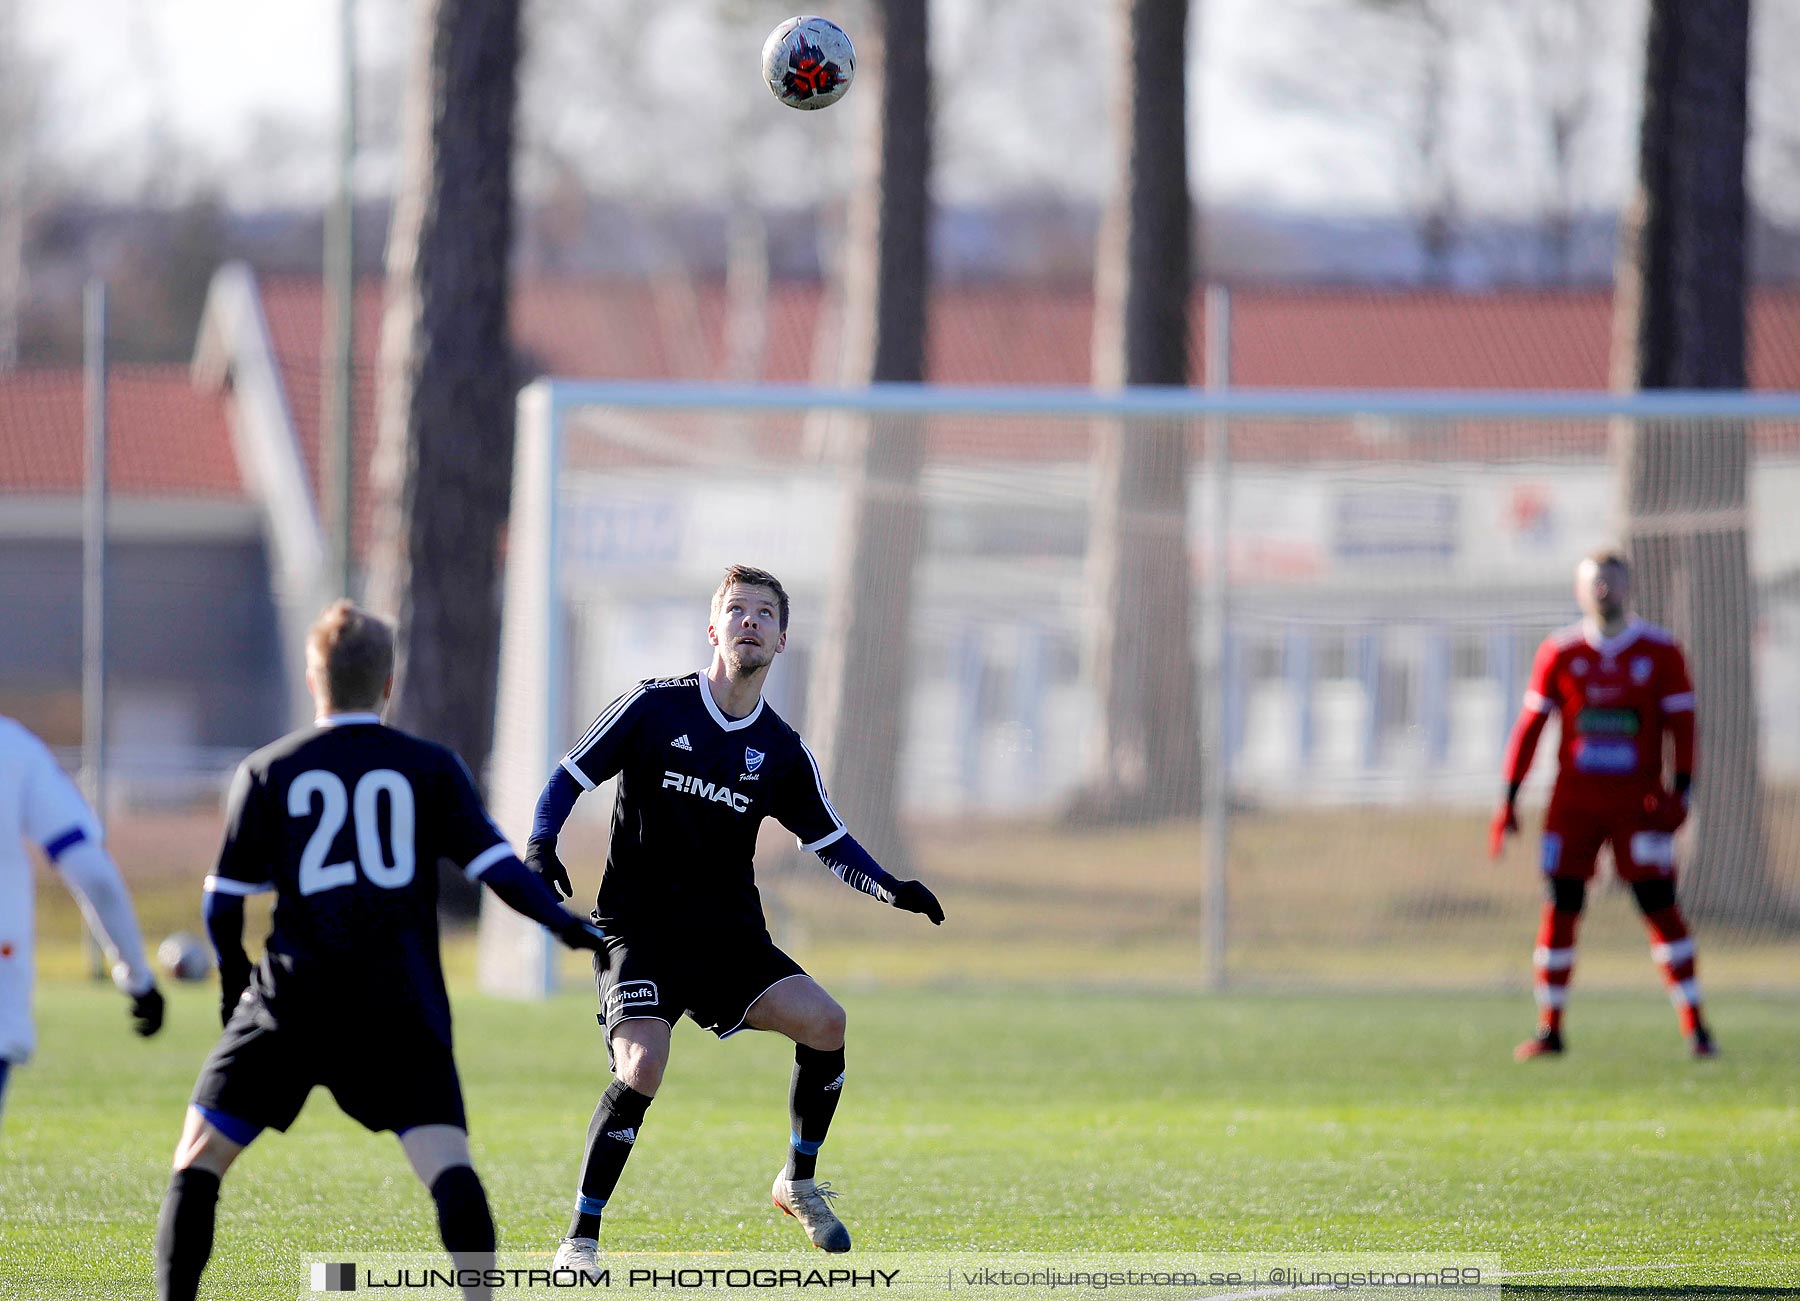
left=1581, top=616, right=1644, bottom=658
left=698, top=675, right=765, bottom=732
left=316, top=711, right=383, bottom=727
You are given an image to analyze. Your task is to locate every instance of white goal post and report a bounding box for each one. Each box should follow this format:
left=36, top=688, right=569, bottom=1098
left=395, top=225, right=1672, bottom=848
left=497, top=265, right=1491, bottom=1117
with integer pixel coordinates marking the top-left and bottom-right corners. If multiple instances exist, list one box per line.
left=480, top=380, right=1800, bottom=999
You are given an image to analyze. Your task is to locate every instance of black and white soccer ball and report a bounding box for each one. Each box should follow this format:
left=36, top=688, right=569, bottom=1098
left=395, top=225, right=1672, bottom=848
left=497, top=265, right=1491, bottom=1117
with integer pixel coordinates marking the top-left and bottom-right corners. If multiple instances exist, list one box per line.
left=762, top=16, right=855, bottom=110
left=158, top=932, right=212, bottom=983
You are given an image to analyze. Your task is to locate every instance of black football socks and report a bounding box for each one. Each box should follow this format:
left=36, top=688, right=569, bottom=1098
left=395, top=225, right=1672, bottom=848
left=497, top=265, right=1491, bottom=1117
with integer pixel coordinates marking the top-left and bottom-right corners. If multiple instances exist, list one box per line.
left=154, top=1166, right=221, bottom=1301
left=569, top=1080, right=653, bottom=1239
left=431, top=1164, right=496, bottom=1274
left=784, top=1045, right=846, bottom=1182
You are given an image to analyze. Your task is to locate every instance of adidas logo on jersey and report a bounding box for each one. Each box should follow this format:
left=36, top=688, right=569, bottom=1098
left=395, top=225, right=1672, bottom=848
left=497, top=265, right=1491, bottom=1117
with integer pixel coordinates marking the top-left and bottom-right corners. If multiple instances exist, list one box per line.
left=606, top=1127, right=637, bottom=1144
left=824, top=1072, right=845, bottom=1092
left=671, top=734, right=693, bottom=751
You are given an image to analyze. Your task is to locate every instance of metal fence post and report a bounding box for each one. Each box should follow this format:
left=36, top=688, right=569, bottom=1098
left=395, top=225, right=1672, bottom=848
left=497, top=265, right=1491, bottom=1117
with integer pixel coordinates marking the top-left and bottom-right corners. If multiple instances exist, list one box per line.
left=1202, top=285, right=1232, bottom=991
left=82, top=278, right=108, bottom=980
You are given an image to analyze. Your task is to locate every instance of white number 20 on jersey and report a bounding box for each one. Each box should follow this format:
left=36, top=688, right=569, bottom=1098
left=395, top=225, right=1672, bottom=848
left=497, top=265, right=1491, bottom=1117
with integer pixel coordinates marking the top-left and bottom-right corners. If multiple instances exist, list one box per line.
left=290, top=768, right=416, bottom=895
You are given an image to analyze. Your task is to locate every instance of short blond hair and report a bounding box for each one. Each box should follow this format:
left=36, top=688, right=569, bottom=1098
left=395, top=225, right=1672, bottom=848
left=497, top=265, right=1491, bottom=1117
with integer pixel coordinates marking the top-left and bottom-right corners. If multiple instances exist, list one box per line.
left=306, top=600, right=395, bottom=710
left=710, top=565, right=790, bottom=632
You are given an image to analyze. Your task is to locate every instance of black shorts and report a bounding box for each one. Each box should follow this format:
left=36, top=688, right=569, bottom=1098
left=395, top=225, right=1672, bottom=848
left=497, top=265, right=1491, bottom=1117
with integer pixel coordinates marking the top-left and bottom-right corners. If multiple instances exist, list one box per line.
left=189, top=995, right=468, bottom=1138
left=594, top=929, right=806, bottom=1042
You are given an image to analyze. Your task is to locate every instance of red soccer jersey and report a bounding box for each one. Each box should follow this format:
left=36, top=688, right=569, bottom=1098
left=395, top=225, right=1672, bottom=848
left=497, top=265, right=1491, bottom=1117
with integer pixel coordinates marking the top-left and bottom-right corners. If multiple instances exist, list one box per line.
left=1518, top=617, right=1695, bottom=804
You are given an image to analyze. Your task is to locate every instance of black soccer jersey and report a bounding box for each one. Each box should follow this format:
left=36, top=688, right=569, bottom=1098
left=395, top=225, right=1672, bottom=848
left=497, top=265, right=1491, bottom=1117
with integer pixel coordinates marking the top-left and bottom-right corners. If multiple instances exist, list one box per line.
left=205, top=715, right=512, bottom=1044
left=562, top=673, right=846, bottom=936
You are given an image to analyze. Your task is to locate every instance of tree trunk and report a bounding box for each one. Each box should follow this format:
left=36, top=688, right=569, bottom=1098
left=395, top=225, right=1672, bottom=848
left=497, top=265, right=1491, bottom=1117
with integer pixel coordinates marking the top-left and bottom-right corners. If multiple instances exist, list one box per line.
left=1069, top=0, right=1202, bottom=826
left=1414, top=2, right=1456, bottom=286
left=368, top=0, right=520, bottom=915
left=1612, top=0, right=1785, bottom=925
left=805, top=0, right=931, bottom=872
left=0, top=0, right=32, bottom=370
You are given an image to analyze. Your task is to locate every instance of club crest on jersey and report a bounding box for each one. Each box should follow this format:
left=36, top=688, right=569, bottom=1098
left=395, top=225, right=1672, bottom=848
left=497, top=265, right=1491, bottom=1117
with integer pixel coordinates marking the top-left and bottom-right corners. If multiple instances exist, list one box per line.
left=662, top=770, right=752, bottom=813
left=1631, top=656, right=1653, bottom=683
left=745, top=747, right=765, bottom=773
left=1571, top=658, right=1589, bottom=676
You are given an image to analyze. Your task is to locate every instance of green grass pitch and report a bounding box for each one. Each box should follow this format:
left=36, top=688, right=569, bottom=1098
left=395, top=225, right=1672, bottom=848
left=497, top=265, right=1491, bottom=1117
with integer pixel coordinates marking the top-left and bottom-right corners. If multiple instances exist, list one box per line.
left=0, top=978, right=1795, bottom=1299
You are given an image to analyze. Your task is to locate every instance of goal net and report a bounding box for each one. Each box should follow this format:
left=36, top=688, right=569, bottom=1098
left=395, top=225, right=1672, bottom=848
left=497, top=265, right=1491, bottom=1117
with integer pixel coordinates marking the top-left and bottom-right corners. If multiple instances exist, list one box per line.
left=481, top=381, right=1800, bottom=999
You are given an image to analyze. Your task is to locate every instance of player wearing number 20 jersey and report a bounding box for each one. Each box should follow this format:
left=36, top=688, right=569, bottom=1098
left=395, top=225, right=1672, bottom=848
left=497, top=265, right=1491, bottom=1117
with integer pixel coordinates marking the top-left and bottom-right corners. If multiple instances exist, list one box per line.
left=205, top=718, right=515, bottom=1047
left=155, top=602, right=606, bottom=1301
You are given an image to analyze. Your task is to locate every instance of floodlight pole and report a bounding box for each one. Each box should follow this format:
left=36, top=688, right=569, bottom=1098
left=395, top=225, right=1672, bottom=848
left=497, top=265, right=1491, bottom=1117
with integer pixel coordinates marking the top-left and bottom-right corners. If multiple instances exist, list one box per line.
left=323, top=0, right=358, bottom=600
left=1201, top=284, right=1231, bottom=991
left=82, top=279, right=109, bottom=979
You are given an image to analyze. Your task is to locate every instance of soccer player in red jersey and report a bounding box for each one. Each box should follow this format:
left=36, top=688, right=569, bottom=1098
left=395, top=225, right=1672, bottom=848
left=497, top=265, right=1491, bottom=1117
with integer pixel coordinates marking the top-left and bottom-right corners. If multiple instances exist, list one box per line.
left=1490, top=550, right=1715, bottom=1061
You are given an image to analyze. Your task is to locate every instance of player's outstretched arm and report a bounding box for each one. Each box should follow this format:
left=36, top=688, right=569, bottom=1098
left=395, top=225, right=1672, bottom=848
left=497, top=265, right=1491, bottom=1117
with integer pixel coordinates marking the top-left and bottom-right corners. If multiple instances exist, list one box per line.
left=21, top=729, right=162, bottom=1034
left=473, top=852, right=611, bottom=959
left=441, top=749, right=600, bottom=950
left=524, top=767, right=584, bottom=899
left=51, top=834, right=164, bottom=1034
left=817, top=834, right=945, bottom=925
left=1491, top=709, right=1550, bottom=859
left=1493, top=638, right=1560, bottom=859
left=205, top=758, right=276, bottom=1024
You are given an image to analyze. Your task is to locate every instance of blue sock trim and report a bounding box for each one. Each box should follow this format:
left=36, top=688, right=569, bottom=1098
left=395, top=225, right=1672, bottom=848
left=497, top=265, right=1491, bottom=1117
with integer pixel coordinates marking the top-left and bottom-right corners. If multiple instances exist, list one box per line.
left=790, top=1133, right=823, bottom=1156
left=576, top=1194, right=608, bottom=1216
left=196, top=1104, right=262, bottom=1147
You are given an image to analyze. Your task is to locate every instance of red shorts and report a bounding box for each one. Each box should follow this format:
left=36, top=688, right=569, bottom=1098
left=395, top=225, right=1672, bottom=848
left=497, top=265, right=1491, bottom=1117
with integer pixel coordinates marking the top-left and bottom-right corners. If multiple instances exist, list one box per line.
left=1540, top=792, right=1679, bottom=883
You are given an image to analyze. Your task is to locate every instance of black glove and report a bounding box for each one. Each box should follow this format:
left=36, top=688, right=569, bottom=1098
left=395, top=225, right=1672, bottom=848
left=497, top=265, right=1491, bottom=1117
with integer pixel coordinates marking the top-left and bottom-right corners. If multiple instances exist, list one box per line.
left=129, top=985, right=166, bottom=1038
left=526, top=837, right=572, bottom=900
left=892, top=880, right=945, bottom=925
left=555, top=914, right=612, bottom=968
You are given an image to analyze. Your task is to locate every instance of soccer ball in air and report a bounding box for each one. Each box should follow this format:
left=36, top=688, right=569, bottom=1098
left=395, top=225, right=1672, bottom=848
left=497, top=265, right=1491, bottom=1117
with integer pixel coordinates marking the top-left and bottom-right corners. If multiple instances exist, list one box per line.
left=158, top=932, right=213, bottom=982
left=762, top=16, right=855, bottom=110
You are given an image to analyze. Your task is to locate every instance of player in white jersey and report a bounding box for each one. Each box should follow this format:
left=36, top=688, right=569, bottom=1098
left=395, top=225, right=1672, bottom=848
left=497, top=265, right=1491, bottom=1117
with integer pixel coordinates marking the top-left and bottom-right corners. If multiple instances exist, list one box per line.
left=0, top=716, right=164, bottom=1126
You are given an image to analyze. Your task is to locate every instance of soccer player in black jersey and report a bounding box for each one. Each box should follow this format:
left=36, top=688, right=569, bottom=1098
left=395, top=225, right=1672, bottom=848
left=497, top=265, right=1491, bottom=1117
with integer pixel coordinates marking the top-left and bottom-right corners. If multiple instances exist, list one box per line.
left=527, top=565, right=944, bottom=1267
left=153, top=602, right=610, bottom=1301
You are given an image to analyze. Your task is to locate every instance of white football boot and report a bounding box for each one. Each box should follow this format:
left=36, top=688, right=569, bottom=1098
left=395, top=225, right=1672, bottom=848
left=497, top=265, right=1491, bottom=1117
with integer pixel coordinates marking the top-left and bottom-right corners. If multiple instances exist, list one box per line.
left=771, top=1174, right=851, bottom=1252
left=553, top=1236, right=605, bottom=1283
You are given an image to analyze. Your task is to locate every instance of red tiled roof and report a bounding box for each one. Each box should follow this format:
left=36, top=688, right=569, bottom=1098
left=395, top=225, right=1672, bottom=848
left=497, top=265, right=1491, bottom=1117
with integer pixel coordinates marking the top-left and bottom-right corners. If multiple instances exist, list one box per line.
left=247, top=275, right=1800, bottom=535
left=19, top=279, right=1796, bottom=504
left=0, top=366, right=241, bottom=498
left=263, top=278, right=1800, bottom=394
left=509, top=281, right=1102, bottom=386
left=1226, top=288, right=1800, bottom=389
left=510, top=282, right=1800, bottom=389
left=1224, top=290, right=1614, bottom=388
